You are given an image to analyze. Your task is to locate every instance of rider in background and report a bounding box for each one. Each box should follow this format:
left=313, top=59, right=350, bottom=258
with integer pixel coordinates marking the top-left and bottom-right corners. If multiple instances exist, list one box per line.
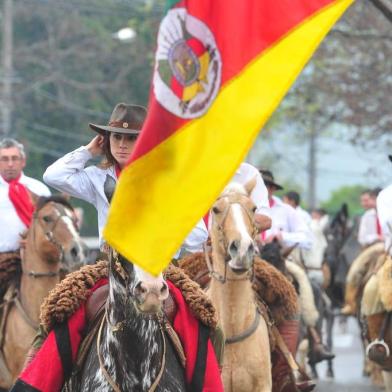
left=43, top=103, right=207, bottom=257
left=0, top=138, right=50, bottom=255
left=260, top=170, right=334, bottom=366
left=357, top=188, right=383, bottom=249
left=341, top=187, right=384, bottom=316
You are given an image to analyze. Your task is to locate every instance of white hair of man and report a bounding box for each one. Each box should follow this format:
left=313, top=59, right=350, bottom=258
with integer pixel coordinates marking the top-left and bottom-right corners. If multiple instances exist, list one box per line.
left=0, top=138, right=26, bottom=159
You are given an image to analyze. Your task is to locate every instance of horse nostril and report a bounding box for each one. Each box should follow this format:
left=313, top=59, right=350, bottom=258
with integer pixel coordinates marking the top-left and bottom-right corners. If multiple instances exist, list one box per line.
left=229, top=240, right=239, bottom=254
left=70, top=246, right=78, bottom=258
left=161, top=282, right=168, bottom=295
left=134, top=282, right=147, bottom=297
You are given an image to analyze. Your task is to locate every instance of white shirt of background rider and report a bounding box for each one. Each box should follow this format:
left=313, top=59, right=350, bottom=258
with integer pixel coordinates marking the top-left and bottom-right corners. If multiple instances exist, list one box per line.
left=357, top=208, right=381, bottom=247
left=207, top=162, right=270, bottom=232
left=230, top=162, right=269, bottom=215
left=0, top=173, right=51, bottom=252
left=43, top=146, right=207, bottom=252
left=377, top=184, right=392, bottom=255
left=265, top=196, right=312, bottom=250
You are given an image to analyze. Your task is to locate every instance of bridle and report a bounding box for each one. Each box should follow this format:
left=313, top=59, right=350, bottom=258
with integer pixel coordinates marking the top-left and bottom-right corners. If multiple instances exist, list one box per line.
left=26, top=202, right=76, bottom=278
left=206, top=194, right=257, bottom=284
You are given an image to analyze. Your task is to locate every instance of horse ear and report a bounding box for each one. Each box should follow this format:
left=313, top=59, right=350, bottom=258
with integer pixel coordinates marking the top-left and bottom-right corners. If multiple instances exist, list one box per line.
left=29, top=191, right=40, bottom=207
left=280, top=243, right=298, bottom=259
left=244, top=176, right=257, bottom=196
left=342, top=203, right=349, bottom=219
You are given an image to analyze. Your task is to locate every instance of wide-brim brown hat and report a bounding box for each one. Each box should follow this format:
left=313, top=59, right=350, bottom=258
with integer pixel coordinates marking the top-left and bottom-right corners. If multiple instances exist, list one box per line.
left=89, top=103, right=147, bottom=135
left=259, top=169, right=283, bottom=190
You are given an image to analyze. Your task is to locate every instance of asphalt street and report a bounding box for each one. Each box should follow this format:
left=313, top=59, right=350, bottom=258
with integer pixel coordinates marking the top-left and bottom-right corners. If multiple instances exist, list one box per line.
left=310, top=317, right=382, bottom=392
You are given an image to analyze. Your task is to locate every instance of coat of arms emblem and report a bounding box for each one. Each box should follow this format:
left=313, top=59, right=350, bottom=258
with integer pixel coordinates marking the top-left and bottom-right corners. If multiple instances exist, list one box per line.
left=154, top=8, right=222, bottom=119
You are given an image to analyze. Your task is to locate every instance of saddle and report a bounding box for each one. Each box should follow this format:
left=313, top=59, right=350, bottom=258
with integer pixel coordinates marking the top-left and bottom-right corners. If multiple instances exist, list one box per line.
left=37, top=261, right=221, bottom=376
left=178, top=252, right=299, bottom=326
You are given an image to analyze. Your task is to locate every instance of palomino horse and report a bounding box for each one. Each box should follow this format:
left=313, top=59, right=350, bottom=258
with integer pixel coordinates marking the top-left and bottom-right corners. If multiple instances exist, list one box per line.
left=361, top=255, right=392, bottom=391
left=74, top=253, right=187, bottom=391
left=208, top=180, right=272, bottom=392
left=0, top=196, right=85, bottom=389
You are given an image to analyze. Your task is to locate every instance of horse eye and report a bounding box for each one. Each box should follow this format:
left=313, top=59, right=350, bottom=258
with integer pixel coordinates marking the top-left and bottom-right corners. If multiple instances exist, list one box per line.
left=212, top=206, right=221, bottom=214
left=42, top=215, right=52, bottom=223
left=251, top=206, right=257, bottom=213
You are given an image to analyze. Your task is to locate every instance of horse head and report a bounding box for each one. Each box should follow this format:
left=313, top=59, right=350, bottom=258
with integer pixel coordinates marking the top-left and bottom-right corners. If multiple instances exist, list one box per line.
left=258, top=239, right=295, bottom=275
left=324, top=203, right=349, bottom=269
left=210, top=178, right=258, bottom=274
left=29, top=196, right=86, bottom=267
left=109, top=252, right=169, bottom=315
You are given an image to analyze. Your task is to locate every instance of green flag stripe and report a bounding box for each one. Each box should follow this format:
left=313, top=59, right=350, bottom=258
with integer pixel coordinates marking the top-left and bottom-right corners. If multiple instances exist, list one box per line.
left=165, top=0, right=181, bottom=12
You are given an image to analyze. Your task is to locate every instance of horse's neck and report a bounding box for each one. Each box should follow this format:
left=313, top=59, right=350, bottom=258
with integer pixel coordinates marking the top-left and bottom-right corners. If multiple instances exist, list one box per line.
left=19, top=236, right=60, bottom=324
left=102, top=283, right=163, bottom=387
left=209, top=249, right=256, bottom=338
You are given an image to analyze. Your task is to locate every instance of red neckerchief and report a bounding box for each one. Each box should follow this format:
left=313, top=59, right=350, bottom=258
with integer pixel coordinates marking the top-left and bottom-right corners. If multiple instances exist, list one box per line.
left=261, top=197, right=275, bottom=241
left=115, top=164, right=122, bottom=179
left=2, top=174, right=34, bottom=227
left=376, top=216, right=382, bottom=236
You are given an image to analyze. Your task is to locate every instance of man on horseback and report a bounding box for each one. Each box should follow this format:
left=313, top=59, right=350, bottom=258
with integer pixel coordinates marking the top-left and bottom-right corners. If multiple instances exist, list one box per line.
left=0, top=138, right=50, bottom=255
left=259, top=170, right=334, bottom=369
left=341, top=187, right=384, bottom=316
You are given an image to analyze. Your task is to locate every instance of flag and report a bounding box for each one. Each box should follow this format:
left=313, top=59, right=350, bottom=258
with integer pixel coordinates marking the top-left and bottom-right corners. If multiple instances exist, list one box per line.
left=104, top=0, right=354, bottom=275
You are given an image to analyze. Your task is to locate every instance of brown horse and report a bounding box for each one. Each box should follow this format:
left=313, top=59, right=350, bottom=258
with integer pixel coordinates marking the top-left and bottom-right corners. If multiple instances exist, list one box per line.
left=0, top=196, right=86, bottom=389
left=207, top=179, right=272, bottom=392
left=362, top=254, right=392, bottom=391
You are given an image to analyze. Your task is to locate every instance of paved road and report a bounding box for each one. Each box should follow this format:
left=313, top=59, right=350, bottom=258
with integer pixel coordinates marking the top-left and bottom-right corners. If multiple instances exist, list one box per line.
left=310, top=317, right=381, bottom=391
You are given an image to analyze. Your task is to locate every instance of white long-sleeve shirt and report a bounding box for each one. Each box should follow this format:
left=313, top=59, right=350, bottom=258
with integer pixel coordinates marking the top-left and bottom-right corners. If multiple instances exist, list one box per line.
left=357, top=208, right=380, bottom=247
left=377, top=185, right=392, bottom=254
left=230, top=162, right=269, bottom=215
left=265, top=196, right=312, bottom=250
left=0, top=173, right=51, bottom=252
left=43, top=146, right=208, bottom=254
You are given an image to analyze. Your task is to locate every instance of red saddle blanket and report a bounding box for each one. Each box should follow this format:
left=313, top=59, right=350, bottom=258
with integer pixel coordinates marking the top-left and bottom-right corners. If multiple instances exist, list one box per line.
left=11, top=278, right=223, bottom=392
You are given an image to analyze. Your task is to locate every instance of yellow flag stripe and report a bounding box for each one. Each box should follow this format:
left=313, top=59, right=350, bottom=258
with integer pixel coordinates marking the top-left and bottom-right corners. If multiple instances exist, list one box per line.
left=105, top=0, right=353, bottom=275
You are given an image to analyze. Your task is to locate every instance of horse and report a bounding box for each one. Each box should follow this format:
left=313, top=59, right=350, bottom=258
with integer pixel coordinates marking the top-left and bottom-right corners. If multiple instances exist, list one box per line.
left=361, top=254, right=392, bottom=391
left=74, top=253, right=188, bottom=391
left=322, top=204, right=361, bottom=378
left=324, top=204, right=361, bottom=309
left=207, top=179, right=272, bottom=392
left=0, top=195, right=86, bottom=389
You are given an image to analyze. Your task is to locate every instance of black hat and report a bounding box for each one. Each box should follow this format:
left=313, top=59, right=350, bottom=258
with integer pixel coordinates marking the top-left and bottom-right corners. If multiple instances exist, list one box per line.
left=89, top=103, right=146, bottom=135
left=259, top=169, right=283, bottom=190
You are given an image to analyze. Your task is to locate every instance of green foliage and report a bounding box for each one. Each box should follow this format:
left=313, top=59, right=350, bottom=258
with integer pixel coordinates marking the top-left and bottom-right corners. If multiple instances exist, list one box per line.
left=321, top=185, right=367, bottom=217
left=6, top=0, right=165, bottom=236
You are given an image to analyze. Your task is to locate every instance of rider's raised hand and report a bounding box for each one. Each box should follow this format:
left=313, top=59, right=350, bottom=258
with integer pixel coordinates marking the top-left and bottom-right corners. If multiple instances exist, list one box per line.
left=86, top=135, right=104, bottom=157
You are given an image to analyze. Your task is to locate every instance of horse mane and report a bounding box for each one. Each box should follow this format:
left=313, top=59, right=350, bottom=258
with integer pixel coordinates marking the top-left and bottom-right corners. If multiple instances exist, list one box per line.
left=36, top=195, right=74, bottom=212
left=0, top=252, right=22, bottom=298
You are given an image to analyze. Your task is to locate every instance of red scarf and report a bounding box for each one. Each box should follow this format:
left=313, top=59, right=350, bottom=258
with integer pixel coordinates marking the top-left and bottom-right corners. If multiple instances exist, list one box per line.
left=3, top=174, right=34, bottom=227
left=13, top=279, right=223, bottom=392
left=115, top=164, right=122, bottom=179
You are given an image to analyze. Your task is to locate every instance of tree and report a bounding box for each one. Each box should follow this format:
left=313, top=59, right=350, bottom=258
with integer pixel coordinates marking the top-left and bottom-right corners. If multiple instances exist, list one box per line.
left=1, top=0, right=165, bottom=235
left=321, top=184, right=367, bottom=216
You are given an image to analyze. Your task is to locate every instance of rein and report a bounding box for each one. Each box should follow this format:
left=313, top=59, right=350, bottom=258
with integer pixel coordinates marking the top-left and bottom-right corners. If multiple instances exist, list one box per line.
left=225, top=309, right=261, bottom=344
left=204, top=245, right=252, bottom=284
left=96, top=308, right=167, bottom=392
left=23, top=270, right=59, bottom=279
left=31, top=203, right=74, bottom=264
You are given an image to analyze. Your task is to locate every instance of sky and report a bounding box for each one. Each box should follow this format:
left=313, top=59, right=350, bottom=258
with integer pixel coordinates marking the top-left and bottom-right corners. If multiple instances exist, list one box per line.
left=246, top=130, right=391, bottom=205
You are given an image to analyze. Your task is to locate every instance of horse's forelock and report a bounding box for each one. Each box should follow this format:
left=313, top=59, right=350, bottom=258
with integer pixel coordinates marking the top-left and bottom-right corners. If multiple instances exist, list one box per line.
left=36, top=195, right=74, bottom=213
left=221, top=182, right=247, bottom=197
